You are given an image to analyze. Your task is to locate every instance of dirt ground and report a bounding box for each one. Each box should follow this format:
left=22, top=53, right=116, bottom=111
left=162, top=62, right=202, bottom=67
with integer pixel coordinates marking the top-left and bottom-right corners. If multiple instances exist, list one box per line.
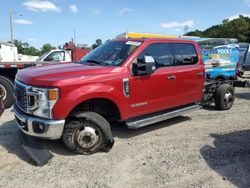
left=0, top=73, right=250, bottom=188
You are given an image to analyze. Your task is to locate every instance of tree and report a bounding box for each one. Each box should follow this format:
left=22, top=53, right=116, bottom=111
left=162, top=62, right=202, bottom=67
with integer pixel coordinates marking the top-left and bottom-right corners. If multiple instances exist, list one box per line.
left=39, top=43, right=56, bottom=56
left=92, top=39, right=102, bottom=49
left=185, top=15, right=250, bottom=42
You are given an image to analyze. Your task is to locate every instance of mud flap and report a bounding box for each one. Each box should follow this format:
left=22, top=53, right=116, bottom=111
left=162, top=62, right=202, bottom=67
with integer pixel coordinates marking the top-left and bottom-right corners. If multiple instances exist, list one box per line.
left=19, top=131, right=54, bottom=166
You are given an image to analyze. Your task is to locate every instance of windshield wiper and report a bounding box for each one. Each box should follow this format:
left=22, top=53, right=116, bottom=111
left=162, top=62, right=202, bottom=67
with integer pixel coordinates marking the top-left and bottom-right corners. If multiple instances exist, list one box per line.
left=85, top=59, right=104, bottom=65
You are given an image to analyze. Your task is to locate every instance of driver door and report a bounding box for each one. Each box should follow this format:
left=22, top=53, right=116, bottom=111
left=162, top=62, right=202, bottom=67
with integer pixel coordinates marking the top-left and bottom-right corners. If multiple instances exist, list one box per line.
left=128, top=43, right=178, bottom=118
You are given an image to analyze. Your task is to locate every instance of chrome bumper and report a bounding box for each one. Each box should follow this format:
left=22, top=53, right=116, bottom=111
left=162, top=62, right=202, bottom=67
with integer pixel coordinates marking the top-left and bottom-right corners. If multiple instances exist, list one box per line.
left=14, top=105, right=65, bottom=140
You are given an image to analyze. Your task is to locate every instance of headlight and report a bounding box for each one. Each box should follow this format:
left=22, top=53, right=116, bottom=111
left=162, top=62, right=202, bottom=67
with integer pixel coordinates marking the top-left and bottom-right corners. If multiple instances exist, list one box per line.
left=30, top=87, right=59, bottom=119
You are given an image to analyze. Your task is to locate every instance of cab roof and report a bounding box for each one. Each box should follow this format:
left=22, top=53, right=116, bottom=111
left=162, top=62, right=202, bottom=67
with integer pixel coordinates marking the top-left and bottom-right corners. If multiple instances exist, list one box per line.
left=113, top=37, right=196, bottom=44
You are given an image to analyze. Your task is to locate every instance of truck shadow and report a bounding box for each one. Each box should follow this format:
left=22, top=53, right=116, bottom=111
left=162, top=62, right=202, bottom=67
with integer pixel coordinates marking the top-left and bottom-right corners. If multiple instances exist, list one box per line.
left=235, top=93, right=250, bottom=100
left=0, top=116, right=192, bottom=162
left=0, top=120, right=36, bottom=165
left=111, top=116, right=191, bottom=139
left=200, top=130, right=250, bottom=188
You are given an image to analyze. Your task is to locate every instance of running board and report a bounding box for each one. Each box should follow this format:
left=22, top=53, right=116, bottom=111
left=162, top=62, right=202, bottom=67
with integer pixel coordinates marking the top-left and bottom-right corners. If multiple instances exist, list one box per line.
left=126, top=104, right=202, bottom=129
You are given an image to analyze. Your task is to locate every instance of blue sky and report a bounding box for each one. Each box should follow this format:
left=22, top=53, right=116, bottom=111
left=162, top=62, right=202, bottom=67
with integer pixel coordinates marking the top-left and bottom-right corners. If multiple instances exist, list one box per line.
left=1, top=0, right=250, bottom=49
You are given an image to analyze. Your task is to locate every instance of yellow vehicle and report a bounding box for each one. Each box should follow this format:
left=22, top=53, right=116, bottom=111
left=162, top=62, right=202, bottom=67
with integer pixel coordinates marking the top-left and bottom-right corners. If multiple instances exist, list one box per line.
left=116, top=31, right=179, bottom=39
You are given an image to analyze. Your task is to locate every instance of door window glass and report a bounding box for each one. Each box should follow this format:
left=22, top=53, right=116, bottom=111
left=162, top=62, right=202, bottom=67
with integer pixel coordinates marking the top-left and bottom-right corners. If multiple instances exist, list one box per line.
left=173, top=44, right=198, bottom=65
left=138, top=43, right=173, bottom=68
left=46, top=51, right=65, bottom=61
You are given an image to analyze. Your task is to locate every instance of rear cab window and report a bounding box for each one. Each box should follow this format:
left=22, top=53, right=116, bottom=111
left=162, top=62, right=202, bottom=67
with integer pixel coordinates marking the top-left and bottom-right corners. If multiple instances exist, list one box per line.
left=173, top=43, right=198, bottom=66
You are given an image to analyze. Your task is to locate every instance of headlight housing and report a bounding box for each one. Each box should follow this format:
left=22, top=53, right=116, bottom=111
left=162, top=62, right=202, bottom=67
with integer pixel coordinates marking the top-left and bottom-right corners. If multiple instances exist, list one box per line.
left=29, top=87, right=59, bottom=119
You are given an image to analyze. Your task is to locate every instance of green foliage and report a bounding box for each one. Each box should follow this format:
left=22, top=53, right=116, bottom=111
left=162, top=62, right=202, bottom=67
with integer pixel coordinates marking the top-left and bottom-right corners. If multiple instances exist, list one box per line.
left=13, top=40, right=55, bottom=57
left=39, top=43, right=56, bottom=56
left=185, top=15, right=250, bottom=42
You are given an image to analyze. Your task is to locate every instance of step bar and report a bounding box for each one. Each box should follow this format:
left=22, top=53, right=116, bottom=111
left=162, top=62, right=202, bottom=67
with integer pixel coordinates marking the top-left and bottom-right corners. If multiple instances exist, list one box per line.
left=126, top=104, right=202, bottom=129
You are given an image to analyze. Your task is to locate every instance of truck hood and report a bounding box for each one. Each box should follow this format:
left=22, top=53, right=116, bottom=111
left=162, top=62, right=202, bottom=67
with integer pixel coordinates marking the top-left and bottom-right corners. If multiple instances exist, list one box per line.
left=16, top=62, right=115, bottom=87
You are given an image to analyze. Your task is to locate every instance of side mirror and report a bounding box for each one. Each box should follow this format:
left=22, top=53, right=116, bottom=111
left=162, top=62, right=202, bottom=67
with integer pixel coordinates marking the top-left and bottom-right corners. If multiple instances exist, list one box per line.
left=132, top=56, right=156, bottom=76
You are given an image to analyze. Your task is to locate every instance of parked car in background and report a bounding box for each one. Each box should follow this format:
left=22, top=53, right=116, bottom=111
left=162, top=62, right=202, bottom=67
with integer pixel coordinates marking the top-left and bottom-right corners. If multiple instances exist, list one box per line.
left=238, top=42, right=250, bottom=77
left=0, top=97, right=4, bottom=117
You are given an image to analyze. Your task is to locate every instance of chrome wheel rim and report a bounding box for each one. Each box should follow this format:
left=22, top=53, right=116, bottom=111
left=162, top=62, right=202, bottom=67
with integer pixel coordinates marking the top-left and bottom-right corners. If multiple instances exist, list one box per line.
left=74, top=124, right=101, bottom=150
left=0, top=84, right=7, bottom=100
left=224, top=91, right=233, bottom=107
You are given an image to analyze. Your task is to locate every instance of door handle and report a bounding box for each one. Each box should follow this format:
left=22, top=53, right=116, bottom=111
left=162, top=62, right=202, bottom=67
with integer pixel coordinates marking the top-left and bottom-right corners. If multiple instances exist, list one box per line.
left=167, top=75, right=176, bottom=80
left=197, top=72, right=204, bottom=76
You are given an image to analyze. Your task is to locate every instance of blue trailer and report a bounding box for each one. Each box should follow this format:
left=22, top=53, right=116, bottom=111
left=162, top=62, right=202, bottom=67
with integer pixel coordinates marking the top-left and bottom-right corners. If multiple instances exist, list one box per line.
left=183, top=37, right=239, bottom=80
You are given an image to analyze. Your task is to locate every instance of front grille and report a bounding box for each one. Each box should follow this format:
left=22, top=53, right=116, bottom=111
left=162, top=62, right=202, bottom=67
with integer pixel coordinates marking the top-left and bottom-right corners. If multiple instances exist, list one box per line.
left=15, top=81, right=29, bottom=112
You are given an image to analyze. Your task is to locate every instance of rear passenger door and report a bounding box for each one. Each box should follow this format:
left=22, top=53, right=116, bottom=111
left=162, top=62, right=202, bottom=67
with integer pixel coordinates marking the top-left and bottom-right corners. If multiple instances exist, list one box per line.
left=172, top=43, right=205, bottom=106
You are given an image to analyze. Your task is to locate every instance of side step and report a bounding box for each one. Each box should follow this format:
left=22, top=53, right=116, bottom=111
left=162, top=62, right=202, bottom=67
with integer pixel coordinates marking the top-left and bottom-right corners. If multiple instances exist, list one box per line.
left=126, top=104, right=202, bottom=129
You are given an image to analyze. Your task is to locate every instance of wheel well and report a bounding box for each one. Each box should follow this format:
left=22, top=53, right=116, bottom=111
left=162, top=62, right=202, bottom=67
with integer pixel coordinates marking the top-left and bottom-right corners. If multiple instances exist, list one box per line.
left=68, top=98, right=121, bottom=122
left=0, top=68, right=17, bottom=82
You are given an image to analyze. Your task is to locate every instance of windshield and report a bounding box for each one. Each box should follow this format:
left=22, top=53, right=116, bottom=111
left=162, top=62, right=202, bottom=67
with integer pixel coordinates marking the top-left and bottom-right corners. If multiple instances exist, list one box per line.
left=79, top=41, right=142, bottom=66
left=37, top=51, right=51, bottom=61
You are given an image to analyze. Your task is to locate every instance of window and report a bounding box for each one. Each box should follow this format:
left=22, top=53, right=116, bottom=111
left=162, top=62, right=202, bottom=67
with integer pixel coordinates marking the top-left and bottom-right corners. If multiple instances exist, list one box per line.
left=173, top=43, right=198, bottom=65
left=138, top=43, right=173, bottom=68
left=80, top=41, right=141, bottom=66
left=45, top=51, right=65, bottom=61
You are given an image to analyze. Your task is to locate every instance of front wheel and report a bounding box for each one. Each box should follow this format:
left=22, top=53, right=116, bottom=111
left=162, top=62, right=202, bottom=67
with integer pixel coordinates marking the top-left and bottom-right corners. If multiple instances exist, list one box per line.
left=214, top=84, right=235, bottom=110
left=62, top=112, right=114, bottom=154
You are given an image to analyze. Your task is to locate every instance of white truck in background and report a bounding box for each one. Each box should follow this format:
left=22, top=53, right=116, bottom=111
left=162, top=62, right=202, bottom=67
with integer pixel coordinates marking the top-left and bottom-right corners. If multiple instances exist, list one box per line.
left=0, top=41, right=38, bottom=62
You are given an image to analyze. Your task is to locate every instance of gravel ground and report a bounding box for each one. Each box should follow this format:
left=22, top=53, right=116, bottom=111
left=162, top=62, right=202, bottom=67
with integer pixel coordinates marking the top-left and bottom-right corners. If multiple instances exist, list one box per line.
left=0, top=73, right=250, bottom=188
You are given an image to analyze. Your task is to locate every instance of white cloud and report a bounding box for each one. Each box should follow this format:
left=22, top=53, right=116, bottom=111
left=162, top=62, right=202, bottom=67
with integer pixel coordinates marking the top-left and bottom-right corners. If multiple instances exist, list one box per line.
left=243, top=0, right=250, bottom=6
left=28, top=38, right=36, bottom=42
left=14, top=19, right=33, bottom=25
left=22, top=0, right=61, bottom=12
left=118, top=8, right=132, bottom=16
left=69, top=5, right=78, bottom=13
left=161, top=20, right=194, bottom=29
left=227, top=13, right=250, bottom=21
left=93, top=9, right=101, bottom=15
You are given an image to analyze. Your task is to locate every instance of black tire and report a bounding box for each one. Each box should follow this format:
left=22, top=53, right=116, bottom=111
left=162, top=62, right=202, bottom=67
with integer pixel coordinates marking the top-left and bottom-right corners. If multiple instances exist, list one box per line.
left=0, top=76, right=14, bottom=109
left=237, top=66, right=245, bottom=77
left=62, top=112, right=114, bottom=154
left=214, top=84, right=235, bottom=110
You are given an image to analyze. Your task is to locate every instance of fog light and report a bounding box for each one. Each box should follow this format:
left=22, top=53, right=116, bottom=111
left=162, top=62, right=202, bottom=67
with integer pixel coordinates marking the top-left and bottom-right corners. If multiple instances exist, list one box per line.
left=33, top=122, right=45, bottom=133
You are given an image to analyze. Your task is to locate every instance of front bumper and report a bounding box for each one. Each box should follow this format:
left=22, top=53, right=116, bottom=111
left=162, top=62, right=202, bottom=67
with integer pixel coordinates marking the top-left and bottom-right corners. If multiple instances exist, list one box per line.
left=14, top=104, right=65, bottom=140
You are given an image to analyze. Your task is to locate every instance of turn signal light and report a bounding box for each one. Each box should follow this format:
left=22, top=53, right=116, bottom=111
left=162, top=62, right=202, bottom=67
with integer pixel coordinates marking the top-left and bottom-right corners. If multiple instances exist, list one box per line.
left=48, top=89, right=58, bottom=100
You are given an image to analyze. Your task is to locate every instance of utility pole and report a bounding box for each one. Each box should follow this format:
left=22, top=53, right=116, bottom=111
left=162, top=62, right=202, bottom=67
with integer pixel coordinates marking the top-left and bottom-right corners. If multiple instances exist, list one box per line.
left=74, top=29, right=76, bottom=45
left=10, top=10, right=13, bottom=45
left=9, top=10, right=22, bottom=46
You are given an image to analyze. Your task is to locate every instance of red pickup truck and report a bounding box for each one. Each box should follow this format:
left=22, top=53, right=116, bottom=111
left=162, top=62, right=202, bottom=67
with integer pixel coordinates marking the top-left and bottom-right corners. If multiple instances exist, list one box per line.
left=14, top=38, right=236, bottom=154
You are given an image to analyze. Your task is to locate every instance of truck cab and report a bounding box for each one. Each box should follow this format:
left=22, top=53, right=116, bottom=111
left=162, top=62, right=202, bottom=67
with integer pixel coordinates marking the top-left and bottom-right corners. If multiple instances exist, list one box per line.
left=37, top=49, right=72, bottom=62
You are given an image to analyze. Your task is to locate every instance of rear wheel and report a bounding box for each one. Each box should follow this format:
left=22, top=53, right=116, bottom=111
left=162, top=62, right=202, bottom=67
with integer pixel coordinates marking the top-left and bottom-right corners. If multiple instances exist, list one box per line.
left=62, top=112, right=114, bottom=154
left=237, top=66, right=245, bottom=77
left=0, top=76, right=14, bottom=108
left=214, top=84, right=235, bottom=110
